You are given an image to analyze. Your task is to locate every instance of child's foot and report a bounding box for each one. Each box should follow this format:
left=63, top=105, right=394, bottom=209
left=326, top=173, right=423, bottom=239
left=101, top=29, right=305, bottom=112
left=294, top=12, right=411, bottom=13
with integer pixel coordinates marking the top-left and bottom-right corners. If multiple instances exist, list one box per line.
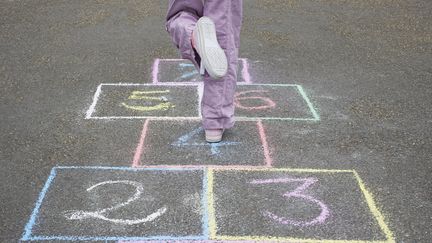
left=192, top=17, right=228, bottom=79
left=205, top=129, right=224, bottom=143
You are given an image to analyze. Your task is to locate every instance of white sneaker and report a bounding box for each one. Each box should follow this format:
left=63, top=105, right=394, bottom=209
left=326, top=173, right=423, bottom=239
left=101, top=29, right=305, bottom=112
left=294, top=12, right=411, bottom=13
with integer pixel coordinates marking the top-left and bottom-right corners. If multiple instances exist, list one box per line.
left=205, top=129, right=224, bottom=143
left=193, top=17, right=228, bottom=79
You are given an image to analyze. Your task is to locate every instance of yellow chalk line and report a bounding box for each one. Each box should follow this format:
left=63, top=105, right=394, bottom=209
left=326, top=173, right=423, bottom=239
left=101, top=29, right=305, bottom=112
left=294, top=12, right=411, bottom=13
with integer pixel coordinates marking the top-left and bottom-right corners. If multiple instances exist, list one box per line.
left=207, top=168, right=217, bottom=239
left=353, top=170, right=395, bottom=243
left=215, top=234, right=391, bottom=243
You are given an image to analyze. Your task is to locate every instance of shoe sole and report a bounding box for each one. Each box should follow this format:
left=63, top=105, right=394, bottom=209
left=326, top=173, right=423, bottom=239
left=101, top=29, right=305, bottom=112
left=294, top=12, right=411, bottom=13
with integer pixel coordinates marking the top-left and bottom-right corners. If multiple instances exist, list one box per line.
left=206, top=136, right=222, bottom=143
left=194, top=17, right=228, bottom=79
left=205, top=129, right=224, bottom=143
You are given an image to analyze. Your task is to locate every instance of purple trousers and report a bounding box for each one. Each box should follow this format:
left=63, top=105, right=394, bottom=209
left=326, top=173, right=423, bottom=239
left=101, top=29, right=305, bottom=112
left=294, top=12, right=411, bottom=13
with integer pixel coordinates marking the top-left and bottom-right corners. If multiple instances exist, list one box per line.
left=166, top=0, right=243, bottom=130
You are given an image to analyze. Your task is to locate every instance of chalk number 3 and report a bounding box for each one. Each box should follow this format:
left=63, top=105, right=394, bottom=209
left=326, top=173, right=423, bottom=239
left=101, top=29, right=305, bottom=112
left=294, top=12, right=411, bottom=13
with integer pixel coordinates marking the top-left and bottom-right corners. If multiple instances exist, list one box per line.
left=63, top=180, right=167, bottom=225
left=250, top=177, right=330, bottom=226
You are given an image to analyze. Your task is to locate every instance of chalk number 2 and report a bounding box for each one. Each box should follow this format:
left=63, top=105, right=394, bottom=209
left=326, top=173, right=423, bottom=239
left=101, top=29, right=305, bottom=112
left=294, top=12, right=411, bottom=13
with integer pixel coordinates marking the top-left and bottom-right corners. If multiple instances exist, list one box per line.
left=63, top=180, right=167, bottom=225
left=250, top=177, right=330, bottom=226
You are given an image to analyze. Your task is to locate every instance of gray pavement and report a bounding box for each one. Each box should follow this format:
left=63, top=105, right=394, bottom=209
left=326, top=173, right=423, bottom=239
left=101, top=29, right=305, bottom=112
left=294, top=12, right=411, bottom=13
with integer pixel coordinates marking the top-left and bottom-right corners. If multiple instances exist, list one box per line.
left=1, top=0, right=431, bottom=242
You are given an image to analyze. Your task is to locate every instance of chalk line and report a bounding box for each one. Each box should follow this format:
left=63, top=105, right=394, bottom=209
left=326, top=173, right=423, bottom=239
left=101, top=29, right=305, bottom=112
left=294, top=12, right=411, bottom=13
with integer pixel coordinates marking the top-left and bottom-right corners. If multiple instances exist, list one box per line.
left=21, top=168, right=57, bottom=241
left=198, top=83, right=203, bottom=118
left=257, top=120, right=273, bottom=167
left=296, top=85, right=320, bottom=121
left=152, top=58, right=160, bottom=84
left=85, top=83, right=103, bottom=119
left=206, top=169, right=217, bottom=239
left=240, top=58, right=252, bottom=84
left=201, top=169, right=210, bottom=238
left=132, top=120, right=150, bottom=168
left=353, top=171, right=395, bottom=243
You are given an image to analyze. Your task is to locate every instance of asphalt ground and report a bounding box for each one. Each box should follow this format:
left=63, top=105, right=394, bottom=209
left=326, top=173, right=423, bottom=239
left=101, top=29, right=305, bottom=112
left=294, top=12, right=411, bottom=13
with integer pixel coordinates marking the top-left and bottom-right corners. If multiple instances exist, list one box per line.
left=1, top=0, right=431, bottom=242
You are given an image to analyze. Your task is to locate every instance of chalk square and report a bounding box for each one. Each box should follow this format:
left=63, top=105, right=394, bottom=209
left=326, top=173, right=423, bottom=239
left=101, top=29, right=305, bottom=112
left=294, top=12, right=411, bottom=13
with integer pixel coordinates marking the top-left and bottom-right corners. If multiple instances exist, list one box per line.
left=235, top=84, right=320, bottom=121
left=208, top=168, right=394, bottom=243
left=154, top=58, right=250, bottom=84
left=86, top=84, right=200, bottom=120
left=137, top=121, right=271, bottom=167
left=22, top=167, right=207, bottom=241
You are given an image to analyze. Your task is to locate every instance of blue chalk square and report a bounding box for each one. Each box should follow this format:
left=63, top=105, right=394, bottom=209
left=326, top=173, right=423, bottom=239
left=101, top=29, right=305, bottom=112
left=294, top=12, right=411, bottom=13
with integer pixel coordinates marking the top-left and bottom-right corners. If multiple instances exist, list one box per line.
left=235, top=84, right=320, bottom=121
left=21, top=166, right=208, bottom=241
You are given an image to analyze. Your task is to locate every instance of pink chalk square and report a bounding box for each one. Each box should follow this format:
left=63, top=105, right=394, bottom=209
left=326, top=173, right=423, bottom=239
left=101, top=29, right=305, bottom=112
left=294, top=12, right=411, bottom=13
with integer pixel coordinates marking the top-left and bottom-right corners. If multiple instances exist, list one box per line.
left=210, top=169, right=390, bottom=242
left=153, top=58, right=251, bottom=84
left=134, top=120, right=272, bottom=168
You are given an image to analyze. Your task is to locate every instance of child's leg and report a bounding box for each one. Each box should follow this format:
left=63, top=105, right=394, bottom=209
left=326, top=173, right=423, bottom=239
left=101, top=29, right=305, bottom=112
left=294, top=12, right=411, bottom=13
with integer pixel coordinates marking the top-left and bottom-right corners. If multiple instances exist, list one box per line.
left=165, top=0, right=204, bottom=68
left=201, top=0, right=243, bottom=130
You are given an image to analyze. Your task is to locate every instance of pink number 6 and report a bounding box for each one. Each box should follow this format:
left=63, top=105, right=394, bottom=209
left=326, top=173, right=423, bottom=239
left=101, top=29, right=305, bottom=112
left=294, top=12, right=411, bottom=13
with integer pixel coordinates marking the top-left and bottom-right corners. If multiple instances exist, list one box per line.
left=234, top=90, right=276, bottom=110
left=250, top=177, right=330, bottom=226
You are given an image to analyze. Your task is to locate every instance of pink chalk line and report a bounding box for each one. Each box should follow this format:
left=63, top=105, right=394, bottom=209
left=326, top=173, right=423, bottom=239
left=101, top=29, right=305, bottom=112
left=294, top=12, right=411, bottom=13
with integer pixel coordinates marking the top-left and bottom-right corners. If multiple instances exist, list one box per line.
left=136, top=165, right=270, bottom=170
left=132, top=119, right=150, bottom=167
left=152, top=59, right=160, bottom=84
left=119, top=241, right=301, bottom=243
left=240, top=58, right=252, bottom=84
left=257, top=120, right=273, bottom=167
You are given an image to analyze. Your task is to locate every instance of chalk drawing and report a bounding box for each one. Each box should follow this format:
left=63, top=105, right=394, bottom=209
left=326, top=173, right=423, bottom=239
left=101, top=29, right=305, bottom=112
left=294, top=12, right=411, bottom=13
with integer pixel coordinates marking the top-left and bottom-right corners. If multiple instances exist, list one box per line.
left=132, top=120, right=150, bottom=168
left=250, top=177, right=330, bottom=227
left=63, top=180, right=167, bottom=225
left=86, top=83, right=319, bottom=121
left=178, top=63, right=198, bottom=81
left=235, top=90, right=276, bottom=111
left=172, top=127, right=240, bottom=156
left=121, top=90, right=175, bottom=112
left=257, top=120, right=273, bottom=167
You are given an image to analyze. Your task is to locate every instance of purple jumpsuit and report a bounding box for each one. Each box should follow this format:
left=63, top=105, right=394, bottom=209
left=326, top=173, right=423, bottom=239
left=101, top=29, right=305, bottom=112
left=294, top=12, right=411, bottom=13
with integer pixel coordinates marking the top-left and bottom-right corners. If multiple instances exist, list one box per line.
left=165, top=0, right=243, bottom=130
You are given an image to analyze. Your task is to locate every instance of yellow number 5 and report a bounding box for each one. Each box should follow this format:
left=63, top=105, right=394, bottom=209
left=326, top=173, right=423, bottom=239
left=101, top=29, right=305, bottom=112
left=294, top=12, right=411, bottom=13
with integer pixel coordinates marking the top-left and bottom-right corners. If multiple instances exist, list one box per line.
left=121, top=90, right=175, bottom=112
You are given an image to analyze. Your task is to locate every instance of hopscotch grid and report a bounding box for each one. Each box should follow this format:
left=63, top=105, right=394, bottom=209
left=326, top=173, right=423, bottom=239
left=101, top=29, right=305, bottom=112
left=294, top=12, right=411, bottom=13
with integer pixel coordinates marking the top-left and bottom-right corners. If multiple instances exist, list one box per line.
left=22, top=166, right=393, bottom=242
left=85, top=83, right=320, bottom=121
left=207, top=168, right=395, bottom=243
